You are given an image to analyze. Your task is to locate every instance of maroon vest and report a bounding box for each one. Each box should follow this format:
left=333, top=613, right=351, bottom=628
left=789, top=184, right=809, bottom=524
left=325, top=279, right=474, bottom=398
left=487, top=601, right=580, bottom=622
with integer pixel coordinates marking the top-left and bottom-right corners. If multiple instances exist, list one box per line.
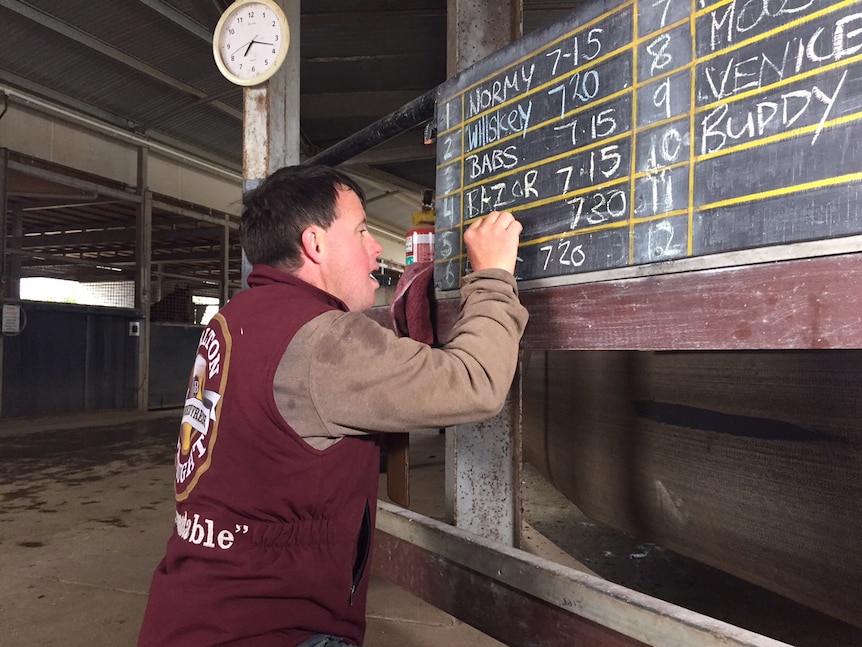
left=139, top=266, right=381, bottom=647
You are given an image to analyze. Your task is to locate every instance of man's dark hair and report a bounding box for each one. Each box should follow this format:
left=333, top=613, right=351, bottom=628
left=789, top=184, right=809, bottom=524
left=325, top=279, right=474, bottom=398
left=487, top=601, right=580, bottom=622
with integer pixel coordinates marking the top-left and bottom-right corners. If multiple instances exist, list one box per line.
left=241, top=164, right=366, bottom=270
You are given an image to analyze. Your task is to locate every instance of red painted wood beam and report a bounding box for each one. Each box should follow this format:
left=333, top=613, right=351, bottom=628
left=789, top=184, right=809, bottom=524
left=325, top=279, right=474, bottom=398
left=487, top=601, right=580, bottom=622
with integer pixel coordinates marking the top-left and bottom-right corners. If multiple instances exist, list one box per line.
left=369, top=254, right=862, bottom=350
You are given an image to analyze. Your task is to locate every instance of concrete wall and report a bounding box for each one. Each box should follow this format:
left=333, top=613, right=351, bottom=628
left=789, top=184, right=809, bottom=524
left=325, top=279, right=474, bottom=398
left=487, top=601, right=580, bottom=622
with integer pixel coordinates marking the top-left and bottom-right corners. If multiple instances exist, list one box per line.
left=0, top=100, right=242, bottom=215
left=0, top=99, right=407, bottom=265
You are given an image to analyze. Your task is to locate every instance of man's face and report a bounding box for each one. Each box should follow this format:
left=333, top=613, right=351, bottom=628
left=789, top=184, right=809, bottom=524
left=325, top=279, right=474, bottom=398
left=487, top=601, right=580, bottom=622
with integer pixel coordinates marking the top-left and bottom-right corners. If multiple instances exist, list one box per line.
left=320, top=188, right=383, bottom=311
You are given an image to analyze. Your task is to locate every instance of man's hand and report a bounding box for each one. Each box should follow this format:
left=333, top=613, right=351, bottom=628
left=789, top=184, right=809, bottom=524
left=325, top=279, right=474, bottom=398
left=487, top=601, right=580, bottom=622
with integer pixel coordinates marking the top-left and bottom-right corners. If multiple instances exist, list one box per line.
left=463, top=211, right=522, bottom=275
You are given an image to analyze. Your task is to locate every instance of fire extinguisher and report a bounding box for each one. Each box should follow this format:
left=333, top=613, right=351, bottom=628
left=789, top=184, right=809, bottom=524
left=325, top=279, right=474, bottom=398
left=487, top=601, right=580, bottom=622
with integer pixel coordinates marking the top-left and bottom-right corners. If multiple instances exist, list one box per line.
left=405, top=190, right=435, bottom=265
left=405, top=225, right=435, bottom=265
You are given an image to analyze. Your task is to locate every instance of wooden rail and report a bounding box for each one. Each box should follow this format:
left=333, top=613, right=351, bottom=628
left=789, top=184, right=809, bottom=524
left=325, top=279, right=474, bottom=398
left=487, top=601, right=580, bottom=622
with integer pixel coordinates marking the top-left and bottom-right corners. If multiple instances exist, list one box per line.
left=373, top=502, right=791, bottom=647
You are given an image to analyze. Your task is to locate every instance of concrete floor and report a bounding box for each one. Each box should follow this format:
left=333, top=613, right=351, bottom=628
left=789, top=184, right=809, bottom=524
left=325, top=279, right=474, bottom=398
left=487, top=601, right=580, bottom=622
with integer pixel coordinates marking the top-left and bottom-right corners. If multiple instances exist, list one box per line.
left=1, top=409, right=860, bottom=646
left=0, top=410, right=501, bottom=647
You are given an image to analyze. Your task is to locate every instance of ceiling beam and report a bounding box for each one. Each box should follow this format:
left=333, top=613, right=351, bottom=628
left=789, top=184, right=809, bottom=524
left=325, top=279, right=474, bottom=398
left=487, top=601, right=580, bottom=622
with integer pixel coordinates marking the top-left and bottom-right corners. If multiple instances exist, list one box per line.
left=151, top=199, right=239, bottom=228
left=20, top=200, right=126, bottom=212
left=137, top=0, right=213, bottom=42
left=344, top=143, right=435, bottom=166
left=1, top=0, right=241, bottom=121
left=9, top=247, right=133, bottom=270
left=13, top=246, right=237, bottom=268
left=302, top=91, right=431, bottom=120
left=13, top=226, right=227, bottom=248
left=2, top=86, right=242, bottom=179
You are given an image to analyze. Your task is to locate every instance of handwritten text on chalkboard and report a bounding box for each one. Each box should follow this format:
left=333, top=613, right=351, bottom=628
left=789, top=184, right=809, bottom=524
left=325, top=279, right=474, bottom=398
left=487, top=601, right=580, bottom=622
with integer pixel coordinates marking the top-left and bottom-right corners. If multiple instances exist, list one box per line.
left=434, top=0, right=862, bottom=289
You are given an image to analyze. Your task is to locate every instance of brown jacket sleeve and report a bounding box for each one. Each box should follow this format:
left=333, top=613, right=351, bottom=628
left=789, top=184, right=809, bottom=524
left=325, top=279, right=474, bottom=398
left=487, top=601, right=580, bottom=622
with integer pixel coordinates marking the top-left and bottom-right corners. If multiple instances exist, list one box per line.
left=273, top=268, right=528, bottom=443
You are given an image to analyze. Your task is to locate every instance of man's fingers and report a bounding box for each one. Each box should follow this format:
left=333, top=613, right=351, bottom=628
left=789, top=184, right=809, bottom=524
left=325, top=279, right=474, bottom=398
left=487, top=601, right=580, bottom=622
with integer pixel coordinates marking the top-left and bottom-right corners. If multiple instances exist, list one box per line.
left=470, top=212, right=496, bottom=230
left=466, top=211, right=520, bottom=239
left=498, top=212, right=520, bottom=231
left=472, top=210, right=516, bottom=228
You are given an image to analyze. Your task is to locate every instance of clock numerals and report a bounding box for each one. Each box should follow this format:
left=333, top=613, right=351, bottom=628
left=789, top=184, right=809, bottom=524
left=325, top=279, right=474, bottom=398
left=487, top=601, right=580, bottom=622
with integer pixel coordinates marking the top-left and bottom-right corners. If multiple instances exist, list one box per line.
left=214, top=0, right=290, bottom=86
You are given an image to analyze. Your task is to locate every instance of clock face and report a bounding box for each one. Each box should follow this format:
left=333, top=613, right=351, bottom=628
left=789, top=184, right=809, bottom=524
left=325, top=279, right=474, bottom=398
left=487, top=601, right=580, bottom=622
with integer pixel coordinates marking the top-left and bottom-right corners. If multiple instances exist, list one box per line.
left=214, top=0, right=289, bottom=86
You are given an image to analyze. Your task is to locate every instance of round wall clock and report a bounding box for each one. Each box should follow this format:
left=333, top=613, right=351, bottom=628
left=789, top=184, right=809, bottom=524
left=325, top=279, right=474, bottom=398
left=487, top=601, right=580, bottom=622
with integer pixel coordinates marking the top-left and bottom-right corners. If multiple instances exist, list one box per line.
left=213, top=0, right=290, bottom=86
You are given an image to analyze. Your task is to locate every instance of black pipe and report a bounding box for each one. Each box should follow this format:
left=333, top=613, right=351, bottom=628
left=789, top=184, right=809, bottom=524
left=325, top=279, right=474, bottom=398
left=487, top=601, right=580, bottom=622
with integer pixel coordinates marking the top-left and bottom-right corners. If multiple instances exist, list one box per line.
left=304, top=88, right=437, bottom=167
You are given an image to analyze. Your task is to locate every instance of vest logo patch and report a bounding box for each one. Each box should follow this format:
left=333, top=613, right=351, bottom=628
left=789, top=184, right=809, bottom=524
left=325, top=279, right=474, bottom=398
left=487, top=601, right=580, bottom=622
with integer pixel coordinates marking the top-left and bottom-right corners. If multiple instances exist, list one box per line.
left=175, top=314, right=231, bottom=501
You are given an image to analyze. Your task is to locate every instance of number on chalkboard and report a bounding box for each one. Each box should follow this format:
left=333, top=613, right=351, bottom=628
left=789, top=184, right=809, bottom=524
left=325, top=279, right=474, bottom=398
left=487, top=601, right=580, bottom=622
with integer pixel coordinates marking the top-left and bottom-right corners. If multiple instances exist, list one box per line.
left=434, top=0, right=862, bottom=288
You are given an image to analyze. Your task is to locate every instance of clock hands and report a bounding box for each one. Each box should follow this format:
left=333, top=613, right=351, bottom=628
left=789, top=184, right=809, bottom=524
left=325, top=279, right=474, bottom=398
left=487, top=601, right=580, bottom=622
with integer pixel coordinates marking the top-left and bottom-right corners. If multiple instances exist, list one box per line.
left=215, top=1, right=288, bottom=85
left=240, top=36, right=275, bottom=57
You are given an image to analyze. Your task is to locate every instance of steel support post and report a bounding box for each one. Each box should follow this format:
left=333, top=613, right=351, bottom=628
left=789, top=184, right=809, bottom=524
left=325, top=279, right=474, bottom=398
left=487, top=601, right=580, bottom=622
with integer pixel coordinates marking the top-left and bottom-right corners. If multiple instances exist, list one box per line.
left=241, top=0, right=301, bottom=288
left=444, top=0, right=523, bottom=545
left=135, top=145, right=152, bottom=411
left=0, top=148, right=7, bottom=418
left=0, top=148, right=8, bottom=302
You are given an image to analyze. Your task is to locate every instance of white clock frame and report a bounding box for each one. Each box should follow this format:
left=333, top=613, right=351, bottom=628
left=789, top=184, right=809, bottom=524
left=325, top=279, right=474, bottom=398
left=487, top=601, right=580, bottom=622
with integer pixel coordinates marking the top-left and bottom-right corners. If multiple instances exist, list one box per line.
left=213, top=0, right=290, bottom=86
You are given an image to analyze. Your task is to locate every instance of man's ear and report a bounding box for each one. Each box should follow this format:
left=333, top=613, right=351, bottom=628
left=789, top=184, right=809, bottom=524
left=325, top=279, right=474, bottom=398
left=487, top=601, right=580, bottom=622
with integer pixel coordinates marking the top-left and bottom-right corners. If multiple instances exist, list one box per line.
left=300, top=226, right=325, bottom=265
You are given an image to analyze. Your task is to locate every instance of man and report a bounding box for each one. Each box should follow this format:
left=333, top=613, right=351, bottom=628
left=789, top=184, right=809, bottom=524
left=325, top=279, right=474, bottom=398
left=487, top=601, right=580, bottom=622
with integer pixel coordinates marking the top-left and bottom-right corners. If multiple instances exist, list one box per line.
left=138, top=164, right=528, bottom=647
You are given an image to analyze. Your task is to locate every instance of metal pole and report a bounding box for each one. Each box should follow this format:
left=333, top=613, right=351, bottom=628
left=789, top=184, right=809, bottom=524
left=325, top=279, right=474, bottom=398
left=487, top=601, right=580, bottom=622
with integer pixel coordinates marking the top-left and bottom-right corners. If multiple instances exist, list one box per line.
left=304, top=89, right=436, bottom=167
left=0, top=148, right=7, bottom=418
left=444, top=0, right=523, bottom=546
left=136, top=145, right=152, bottom=411
left=241, top=0, right=301, bottom=289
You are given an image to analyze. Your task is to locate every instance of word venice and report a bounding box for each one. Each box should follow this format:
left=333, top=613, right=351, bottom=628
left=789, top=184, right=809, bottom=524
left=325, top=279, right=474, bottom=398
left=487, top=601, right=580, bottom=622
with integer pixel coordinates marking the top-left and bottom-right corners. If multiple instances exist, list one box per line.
left=700, top=8, right=861, bottom=152
left=433, top=0, right=862, bottom=289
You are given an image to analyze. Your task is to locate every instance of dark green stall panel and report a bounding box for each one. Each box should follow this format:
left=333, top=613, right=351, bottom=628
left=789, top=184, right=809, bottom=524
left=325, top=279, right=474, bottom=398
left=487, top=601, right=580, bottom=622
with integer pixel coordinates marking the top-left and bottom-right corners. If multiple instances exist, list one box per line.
left=1, top=303, right=140, bottom=417
left=147, top=323, right=203, bottom=409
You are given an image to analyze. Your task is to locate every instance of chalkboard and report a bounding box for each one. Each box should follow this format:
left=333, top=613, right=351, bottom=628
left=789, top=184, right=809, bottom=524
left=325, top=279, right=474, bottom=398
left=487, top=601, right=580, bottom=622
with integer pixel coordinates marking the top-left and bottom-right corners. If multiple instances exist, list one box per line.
left=433, top=0, right=862, bottom=290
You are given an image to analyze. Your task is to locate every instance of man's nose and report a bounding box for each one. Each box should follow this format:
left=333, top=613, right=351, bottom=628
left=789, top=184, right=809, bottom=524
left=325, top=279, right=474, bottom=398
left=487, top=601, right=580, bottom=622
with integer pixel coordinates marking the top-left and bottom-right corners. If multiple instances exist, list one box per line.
left=371, top=235, right=383, bottom=258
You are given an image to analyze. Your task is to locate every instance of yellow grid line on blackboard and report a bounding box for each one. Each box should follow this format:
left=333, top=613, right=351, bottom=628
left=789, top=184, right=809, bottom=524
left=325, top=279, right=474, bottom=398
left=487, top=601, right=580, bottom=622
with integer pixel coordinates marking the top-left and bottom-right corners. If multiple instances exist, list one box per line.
left=436, top=7, right=696, bottom=202
left=435, top=1, right=636, bottom=139
left=629, top=0, right=641, bottom=265
left=633, top=157, right=689, bottom=181
left=435, top=5, right=698, bottom=194
left=688, top=0, right=698, bottom=256
left=456, top=130, right=631, bottom=195
left=519, top=220, right=630, bottom=250
left=436, top=175, right=631, bottom=233
left=434, top=47, right=636, bottom=179
left=434, top=87, right=634, bottom=200
left=634, top=208, right=690, bottom=224
left=699, top=171, right=862, bottom=213
left=693, top=0, right=860, bottom=67
left=695, top=51, right=862, bottom=118
left=434, top=0, right=862, bottom=278
left=697, top=102, right=862, bottom=161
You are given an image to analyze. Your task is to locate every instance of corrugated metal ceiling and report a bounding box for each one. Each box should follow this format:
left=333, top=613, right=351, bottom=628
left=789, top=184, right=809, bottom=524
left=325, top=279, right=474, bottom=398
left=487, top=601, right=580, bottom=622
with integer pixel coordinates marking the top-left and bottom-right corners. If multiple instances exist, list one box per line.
left=1, top=0, right=573, bottom=182
left=0, top=0, right=457, bottom=181
left=0, top=0, right=575, bottom=292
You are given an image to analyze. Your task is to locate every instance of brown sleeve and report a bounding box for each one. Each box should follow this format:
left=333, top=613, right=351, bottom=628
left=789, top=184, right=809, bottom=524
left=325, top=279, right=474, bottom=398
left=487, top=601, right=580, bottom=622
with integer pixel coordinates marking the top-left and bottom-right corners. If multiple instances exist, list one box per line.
left=273, top=269, right=528, bottom=441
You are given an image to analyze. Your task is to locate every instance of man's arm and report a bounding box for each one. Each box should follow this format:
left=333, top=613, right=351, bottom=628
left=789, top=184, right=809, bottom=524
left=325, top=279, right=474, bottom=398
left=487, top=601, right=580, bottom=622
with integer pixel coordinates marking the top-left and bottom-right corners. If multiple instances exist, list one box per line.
left=275, top=212, right=528, bottom=440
